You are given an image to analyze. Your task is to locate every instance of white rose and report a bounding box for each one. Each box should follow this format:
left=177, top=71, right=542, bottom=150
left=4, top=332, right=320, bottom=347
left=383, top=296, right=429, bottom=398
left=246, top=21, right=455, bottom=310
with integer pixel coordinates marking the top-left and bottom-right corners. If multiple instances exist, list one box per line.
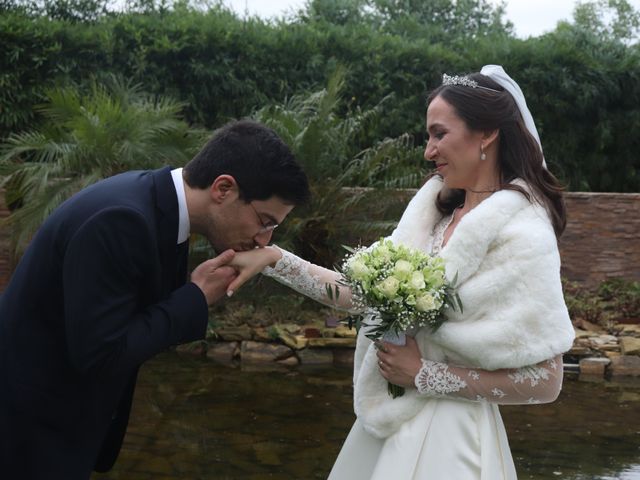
left=349, top=259, right=371, bottom=281
left=373, top=244, right=392, bottom=262
left=393, top=260, right=413, bottom=280
left=415, top=293, right=436, bottom=312
left=423, top=268, right=445, bottom=289
left=377, top=277, right=400, bottom=299
left=409, top=271, right=426, bottom=291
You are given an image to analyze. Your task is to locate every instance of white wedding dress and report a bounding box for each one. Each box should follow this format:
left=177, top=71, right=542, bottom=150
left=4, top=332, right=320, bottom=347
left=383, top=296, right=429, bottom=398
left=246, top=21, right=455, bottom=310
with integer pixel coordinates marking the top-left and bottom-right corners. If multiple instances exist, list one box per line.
left=263, top=214, right=563, bottom=480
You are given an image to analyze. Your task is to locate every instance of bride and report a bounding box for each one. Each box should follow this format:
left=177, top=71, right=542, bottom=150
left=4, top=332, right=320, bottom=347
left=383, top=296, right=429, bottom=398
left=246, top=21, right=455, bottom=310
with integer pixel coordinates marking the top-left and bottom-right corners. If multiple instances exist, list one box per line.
left=227, top=65, right=575, bottom=479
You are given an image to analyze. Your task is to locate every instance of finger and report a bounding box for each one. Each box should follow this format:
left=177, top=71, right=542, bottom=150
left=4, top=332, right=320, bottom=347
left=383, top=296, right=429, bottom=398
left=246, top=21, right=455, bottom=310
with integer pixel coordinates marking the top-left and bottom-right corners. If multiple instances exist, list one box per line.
left=226, top=269, right=254, bottom=297
left=382, top=342, right=395, bottom=354
left=377, top=350, right=390, bottom=365
left=406, top=335, right=421, bottom=353
left=208, top=249, right=236, bottom=269
left=218, top=267, right=239, bottom=282
left=374, top=341, right=387, bottom=352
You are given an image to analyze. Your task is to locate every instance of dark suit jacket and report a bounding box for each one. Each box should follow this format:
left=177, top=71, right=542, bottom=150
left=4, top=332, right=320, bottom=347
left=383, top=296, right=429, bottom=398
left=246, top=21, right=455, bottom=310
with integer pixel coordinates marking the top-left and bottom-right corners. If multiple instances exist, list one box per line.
left=0, top=167, right=208, bottom=479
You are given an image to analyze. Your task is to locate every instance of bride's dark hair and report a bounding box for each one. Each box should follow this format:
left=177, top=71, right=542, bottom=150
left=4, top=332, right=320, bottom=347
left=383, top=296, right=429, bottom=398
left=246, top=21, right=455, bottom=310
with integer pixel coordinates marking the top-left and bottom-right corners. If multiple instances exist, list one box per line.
left=426, top=73, right=567, bottom=238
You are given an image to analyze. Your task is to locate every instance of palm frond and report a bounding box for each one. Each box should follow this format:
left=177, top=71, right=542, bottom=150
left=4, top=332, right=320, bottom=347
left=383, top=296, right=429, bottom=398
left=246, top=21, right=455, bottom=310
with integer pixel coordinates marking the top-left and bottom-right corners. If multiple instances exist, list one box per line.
left=249, top=69, right=424, bottom=265
left=5, top=176, right=82, bottom=254
left=1, top=76, right=202, bottom=252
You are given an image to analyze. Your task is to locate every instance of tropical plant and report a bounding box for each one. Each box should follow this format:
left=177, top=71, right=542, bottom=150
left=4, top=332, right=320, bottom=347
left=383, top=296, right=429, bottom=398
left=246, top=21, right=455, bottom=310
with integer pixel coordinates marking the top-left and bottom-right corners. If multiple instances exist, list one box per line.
left=252, top=65, right=386, bottom=179
left=0, top=75, right=206, bottom=253
left=252, top=67, right=425, bottom=266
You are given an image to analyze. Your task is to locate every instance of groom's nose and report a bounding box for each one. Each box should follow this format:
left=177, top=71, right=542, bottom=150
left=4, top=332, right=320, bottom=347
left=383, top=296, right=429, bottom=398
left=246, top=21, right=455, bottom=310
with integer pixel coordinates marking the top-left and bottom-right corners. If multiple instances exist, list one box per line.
left=253, top=230, right=273, bottom=248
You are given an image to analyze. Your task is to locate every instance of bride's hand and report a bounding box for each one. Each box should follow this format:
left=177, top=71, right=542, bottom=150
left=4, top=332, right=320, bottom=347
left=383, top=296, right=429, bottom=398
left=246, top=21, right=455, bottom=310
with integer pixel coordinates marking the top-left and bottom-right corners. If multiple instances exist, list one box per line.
left=376, top=336, right=423, bottom=388
left=226, top=246, right=282, bottom=296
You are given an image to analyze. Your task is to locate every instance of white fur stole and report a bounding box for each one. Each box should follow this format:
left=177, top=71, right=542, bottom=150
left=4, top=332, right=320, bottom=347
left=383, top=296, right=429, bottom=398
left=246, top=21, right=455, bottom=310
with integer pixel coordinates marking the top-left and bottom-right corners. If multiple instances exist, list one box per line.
left=353, top=177, right=575, bottom=439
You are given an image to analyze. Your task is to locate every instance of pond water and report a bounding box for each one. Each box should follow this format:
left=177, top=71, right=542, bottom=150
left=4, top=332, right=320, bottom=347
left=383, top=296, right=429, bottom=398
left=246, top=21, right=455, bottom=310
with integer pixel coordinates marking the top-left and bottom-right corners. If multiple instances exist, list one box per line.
left=92, top=352, right=640, bottom=480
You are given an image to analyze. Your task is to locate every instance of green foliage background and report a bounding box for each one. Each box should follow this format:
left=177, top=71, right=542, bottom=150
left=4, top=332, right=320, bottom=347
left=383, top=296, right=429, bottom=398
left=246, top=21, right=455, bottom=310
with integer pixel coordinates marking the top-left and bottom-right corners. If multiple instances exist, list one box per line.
left=1, top=0, right=639, bottom=192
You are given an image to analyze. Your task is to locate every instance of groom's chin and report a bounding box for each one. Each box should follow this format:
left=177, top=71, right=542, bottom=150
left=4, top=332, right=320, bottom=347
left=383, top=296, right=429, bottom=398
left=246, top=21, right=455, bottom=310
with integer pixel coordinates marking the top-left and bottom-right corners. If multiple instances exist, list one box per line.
left=210, top=240, right=251, bottom=253
left=207, top=239, right=227, bottom=255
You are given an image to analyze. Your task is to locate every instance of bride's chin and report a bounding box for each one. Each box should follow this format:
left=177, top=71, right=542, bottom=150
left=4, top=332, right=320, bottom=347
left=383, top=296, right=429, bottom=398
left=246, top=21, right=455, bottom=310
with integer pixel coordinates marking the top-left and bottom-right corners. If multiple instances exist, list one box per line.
left=442, top=177, right=464, bottom=190
left=442, top=178, right=456, bottom=189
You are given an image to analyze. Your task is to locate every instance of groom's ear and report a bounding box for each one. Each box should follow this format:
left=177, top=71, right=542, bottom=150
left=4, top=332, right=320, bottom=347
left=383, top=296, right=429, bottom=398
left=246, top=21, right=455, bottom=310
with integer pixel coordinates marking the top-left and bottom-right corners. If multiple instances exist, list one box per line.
left=209, top=175, right=238, bottom=203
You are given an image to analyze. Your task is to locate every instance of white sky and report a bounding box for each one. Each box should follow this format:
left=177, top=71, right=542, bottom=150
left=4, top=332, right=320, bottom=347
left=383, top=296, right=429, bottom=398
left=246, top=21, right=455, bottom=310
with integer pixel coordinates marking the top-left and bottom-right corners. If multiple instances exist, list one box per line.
left=222, top=0, right=640, bottom=38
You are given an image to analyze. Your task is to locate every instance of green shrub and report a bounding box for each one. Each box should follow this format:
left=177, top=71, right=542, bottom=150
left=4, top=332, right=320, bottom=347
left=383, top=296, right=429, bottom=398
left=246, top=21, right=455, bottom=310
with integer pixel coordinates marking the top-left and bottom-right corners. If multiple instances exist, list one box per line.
left=1, top=1, right=639, bottom=191
left=563, top=277, right=640, bottom=327
left=598, top=278, right=640, bottom=320
left=563, top=278, right=610, bottom=326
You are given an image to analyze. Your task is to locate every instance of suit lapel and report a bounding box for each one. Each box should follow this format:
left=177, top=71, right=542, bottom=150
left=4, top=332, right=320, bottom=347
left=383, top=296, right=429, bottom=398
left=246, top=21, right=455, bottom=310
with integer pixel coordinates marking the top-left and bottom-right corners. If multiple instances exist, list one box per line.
left=150, top=167, right=185, bottom=296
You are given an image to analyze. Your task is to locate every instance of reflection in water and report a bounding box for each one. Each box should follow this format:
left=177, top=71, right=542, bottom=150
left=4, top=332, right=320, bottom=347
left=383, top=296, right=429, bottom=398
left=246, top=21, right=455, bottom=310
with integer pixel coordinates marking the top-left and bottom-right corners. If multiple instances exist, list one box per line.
left=505, top=376, right=640, bottom=480
left=93, top=352, right=640, bottom=480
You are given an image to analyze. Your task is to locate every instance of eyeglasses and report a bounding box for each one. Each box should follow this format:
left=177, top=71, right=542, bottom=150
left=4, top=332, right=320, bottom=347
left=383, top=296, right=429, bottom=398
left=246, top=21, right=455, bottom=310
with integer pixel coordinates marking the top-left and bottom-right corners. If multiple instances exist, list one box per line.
left=248, top=202, right=279, bottom=234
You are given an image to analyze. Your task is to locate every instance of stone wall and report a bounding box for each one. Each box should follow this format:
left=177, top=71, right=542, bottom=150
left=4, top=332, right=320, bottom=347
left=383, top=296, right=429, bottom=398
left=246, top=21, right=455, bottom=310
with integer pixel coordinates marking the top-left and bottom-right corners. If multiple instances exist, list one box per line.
left=560, top=192, right=640, bottom=287
left=0, top=189, right=638, bottom=291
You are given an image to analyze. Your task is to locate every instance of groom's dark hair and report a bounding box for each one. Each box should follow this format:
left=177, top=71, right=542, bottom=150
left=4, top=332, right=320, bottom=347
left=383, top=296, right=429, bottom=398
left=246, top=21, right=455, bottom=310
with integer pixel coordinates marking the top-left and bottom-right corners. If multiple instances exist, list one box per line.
left=184, top=119, right=310, bottom=205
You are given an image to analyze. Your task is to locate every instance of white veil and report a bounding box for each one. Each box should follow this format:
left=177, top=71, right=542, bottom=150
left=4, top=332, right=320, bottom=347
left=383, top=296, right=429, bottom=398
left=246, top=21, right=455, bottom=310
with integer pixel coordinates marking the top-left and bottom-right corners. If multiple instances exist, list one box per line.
left=480, top=64, right=547, bottom=168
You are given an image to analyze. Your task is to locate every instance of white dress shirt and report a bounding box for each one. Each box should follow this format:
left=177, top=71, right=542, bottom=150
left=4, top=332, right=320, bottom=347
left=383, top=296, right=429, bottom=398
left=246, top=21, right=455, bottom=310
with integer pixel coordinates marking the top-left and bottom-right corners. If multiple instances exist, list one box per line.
left=171, top=168, right=190, bottom=244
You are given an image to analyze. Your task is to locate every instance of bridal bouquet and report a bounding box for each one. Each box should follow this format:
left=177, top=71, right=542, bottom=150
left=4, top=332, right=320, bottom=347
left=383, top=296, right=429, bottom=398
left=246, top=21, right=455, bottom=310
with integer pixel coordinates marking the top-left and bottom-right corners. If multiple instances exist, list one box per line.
left=330, top=239, right=462, bottom=398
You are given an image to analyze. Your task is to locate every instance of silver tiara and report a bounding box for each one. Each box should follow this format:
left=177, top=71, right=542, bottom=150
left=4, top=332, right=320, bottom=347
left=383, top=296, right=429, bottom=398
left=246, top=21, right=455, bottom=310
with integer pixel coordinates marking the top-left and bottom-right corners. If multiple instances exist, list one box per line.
left=442, top=73, right=501, bottom=93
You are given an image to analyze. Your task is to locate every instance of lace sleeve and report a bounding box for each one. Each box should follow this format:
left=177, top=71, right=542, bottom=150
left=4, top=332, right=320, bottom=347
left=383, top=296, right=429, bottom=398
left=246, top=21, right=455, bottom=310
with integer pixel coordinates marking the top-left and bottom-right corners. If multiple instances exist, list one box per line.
left=262, top=247, right=360, bottom=313
left=414, top=354, right=563, bottom=405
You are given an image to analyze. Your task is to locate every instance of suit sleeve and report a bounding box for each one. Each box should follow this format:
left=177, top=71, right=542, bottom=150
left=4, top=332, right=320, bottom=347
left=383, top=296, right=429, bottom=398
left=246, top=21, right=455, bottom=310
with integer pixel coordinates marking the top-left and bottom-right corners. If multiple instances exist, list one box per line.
left=62, top=207, right=208, bottom=377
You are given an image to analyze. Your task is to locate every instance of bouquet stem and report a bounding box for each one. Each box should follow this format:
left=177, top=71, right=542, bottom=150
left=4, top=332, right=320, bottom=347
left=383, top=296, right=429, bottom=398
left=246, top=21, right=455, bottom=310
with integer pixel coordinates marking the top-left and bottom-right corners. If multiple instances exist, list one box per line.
left=388, top=383, right=405, bottom=398
left=382, top=330, right=407, bottom=399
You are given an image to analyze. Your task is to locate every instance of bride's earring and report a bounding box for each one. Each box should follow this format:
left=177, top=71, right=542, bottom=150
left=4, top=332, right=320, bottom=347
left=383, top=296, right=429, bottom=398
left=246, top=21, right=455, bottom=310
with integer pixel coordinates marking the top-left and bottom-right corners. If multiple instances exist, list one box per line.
left=480, top=145, right=486, bottom=161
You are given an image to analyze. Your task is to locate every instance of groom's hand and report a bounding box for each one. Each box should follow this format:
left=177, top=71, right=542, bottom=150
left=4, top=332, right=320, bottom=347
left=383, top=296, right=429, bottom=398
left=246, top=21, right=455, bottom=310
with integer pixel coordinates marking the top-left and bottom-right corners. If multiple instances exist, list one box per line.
left=190, top=249, right=238, bottom=305
left=226, top=246, right=282, bottom=297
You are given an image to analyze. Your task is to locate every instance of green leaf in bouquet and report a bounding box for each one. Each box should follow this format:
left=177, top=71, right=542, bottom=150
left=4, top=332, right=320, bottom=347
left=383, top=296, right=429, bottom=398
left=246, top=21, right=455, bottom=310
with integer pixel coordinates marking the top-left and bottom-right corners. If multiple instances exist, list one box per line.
left=455, top=293, right=464, bottom=313
left=345, top=314, right=363, bottom=332
left=388, top=383, right=405, bottom=399
left=342, top=244, right=357, bottom=254
left=326, top=283, right=334, bottom=301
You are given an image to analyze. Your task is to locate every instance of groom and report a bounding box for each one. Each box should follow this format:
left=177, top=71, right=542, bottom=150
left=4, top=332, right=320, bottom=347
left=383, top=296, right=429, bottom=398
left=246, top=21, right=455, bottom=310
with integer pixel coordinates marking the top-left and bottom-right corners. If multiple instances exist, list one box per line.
left=0, top=119, right=310, bottom=479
